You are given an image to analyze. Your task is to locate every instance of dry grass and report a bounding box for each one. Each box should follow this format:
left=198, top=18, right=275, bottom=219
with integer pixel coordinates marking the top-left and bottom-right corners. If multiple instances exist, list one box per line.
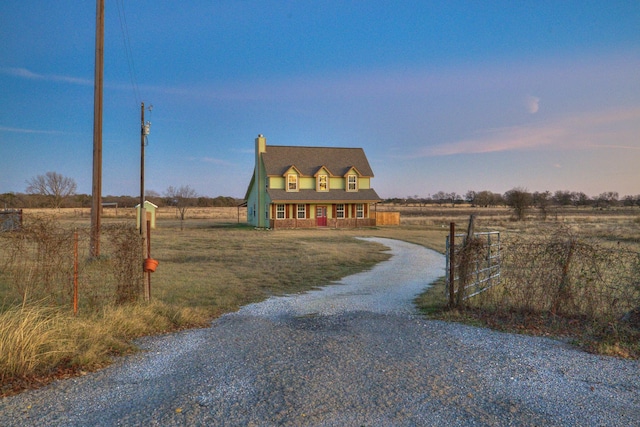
left=0, top=210, right=400, bottom=394
left=1, top=205, right=639, bottom=395
left=0, top=300, right=210, bottom=396
left=0, top=304, right=75, bottom=383
left=410, top=206, right=640, bottom=358
left=148, top=223, right=394, bottom=315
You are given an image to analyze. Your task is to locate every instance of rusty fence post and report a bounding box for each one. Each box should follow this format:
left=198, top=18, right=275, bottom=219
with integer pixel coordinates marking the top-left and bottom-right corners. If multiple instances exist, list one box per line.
left=448, top=222, right=455, bottom=307
left=146, top=219, right=152, bottom=301
left=73, top=230, right=79, bottom=315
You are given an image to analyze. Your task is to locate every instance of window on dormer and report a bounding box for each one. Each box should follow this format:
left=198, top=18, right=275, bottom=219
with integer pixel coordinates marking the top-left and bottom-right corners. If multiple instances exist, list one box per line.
left=347, top=175, right=357, bottom=191
left=317, top=174, right=328, bottom=191
left=287, top=174, right=298, bottom=191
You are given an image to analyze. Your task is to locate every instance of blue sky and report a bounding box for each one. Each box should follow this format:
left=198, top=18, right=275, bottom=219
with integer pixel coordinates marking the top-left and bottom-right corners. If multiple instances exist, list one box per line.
left=1, top=1, right=639, bottom=199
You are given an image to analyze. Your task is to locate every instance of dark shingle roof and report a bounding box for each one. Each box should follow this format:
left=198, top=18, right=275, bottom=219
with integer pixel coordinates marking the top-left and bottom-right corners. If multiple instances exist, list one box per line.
left=262, top=146, right=374, bottom=177
left=267, top=188, right=381, bottom=203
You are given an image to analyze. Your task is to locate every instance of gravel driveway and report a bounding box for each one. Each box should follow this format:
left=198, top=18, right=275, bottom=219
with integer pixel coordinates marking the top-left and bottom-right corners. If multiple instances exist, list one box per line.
left=1, top=237, right=638, bottom=426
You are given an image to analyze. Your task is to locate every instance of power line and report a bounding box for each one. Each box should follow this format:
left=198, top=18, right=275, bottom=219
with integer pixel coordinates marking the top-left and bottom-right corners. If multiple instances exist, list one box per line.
left=116, top=0, right=141, bottom=106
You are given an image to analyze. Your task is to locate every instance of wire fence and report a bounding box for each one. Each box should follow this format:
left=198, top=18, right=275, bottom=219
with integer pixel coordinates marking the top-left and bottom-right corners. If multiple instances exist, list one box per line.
left=496, top=235, right=640, bottom=319
left=0, top=217, right=143, bottom=312
left=446, top=224, right=640, bottom=320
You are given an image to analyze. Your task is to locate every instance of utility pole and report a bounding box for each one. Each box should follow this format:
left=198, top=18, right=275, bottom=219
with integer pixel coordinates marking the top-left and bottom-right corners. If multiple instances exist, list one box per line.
left=140, top=101, right=146, bottom=232
left=140, top=102, right=151, bottom=301
left=139, top=102, right=152, bottom=232
left=90, top=0, right=104, bottom=257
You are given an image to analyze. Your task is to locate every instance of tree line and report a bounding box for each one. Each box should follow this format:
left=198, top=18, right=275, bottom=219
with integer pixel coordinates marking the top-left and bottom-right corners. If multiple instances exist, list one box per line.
left=3, top=172, right=639, bottom=219
left=0, top=172, right=242, bottom=210
left=384, top=188, right=640, bottom=220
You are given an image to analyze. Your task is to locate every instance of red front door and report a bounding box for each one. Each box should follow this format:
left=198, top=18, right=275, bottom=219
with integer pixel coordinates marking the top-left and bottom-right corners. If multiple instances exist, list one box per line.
left=316, top=206, right=327, bottom=227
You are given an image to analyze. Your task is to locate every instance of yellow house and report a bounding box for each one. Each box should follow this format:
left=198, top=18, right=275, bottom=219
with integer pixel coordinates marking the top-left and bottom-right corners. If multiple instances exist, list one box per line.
left=245, top=134, right=380, bottom=228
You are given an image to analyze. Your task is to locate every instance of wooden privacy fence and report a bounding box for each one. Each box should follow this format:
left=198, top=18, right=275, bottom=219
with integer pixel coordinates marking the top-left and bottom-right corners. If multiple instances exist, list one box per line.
left=375, top=211, right=400, bottom=226
left=446, top=219, right=501, bottom=306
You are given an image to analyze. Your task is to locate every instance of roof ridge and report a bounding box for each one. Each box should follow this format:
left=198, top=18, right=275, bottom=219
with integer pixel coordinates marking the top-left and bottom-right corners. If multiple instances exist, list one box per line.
left=267, top=145, right=362, bottom=150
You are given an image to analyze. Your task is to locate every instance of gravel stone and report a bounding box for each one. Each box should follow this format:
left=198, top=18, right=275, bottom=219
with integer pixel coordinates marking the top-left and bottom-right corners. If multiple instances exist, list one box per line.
left=0, top=237, right=638, bottom=426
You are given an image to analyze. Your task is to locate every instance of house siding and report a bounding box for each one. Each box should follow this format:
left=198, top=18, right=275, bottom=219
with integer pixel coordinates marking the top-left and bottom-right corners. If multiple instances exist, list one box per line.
left=268, top=202, right=375, bottom=229
left=246, top=135, right=380, bottom=229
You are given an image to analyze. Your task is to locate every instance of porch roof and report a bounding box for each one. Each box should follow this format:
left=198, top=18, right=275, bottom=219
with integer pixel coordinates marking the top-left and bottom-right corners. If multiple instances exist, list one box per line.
left=267, top=188, right=380, bottom=203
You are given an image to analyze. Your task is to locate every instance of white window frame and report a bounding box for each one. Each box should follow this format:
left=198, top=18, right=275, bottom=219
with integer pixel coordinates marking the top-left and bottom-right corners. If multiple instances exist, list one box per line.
left=336, top=204, right=345, bottom=218
left=356, top=204, right=364, bottom=218
left=276, top=204, right=285, bottom=219
left=287, top=174, right=298, bottom=192
left=297, top=204, right=306, bottom=219
left=347, top=175, right=357, bottom=191
left=317, top=174, right=328, bottom=191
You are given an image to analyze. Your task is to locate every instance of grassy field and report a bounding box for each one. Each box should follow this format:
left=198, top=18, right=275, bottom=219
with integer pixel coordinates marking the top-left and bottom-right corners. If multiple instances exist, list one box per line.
left=400, top=204, right=640, bottom=358
left=1, top=205, right=639, bottom=395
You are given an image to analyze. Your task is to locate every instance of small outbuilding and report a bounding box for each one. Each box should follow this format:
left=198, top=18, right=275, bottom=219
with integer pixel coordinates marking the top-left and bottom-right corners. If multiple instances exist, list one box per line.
left=136, top=200, right=158, bottom=229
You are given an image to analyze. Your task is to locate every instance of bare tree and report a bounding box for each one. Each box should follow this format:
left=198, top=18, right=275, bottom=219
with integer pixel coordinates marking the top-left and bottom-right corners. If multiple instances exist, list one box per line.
left=465, top=190, right=477, bottom=205
left=25, top=171, right=77, bottom=209
left=504, top=187, right=532, bottom=221
left=596, top=191, right=619, bottom=208
left=432, top=191, right=447, bottom=206
left=533, top=190, right=552, bottom=220
left=164, top=185, right=198, bottom=229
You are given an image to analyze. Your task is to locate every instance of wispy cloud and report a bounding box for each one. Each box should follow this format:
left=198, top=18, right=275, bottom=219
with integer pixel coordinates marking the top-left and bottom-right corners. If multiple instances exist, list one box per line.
left=201, top=157, right=232, bottom=165
left=423, top=125, right=564, bottom=156
left=417, top=108, right=640, bottom=157
left=1, top=67, right=92, bottom=86
left=186, top=156, right=234, bottom=166
left=0, top=125, right=63, bottom=135
left=525, top=95, right=540, bottom=114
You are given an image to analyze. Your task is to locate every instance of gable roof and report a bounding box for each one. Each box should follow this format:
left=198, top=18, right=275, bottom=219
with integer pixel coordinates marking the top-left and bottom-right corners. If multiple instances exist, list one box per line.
left=261, top=146, right=374, bottom=177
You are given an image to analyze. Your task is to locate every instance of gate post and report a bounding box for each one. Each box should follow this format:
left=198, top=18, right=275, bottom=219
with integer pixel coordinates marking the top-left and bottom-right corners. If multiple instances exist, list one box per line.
left=448, top=222, right=455, bottom=307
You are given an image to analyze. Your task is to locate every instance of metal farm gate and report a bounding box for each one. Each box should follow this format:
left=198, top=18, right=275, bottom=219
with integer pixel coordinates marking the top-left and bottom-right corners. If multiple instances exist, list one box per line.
left=0, top=209, right=22, bottom=231
left=446, top=221, right=501, bottom=305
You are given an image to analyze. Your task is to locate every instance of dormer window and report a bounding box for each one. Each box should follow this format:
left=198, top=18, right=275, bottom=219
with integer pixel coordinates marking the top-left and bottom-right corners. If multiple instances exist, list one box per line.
left=317, top=174, right=328, bottom=191
left=347, top=174, right=358, bottom=191
left=287, top=174, right=298, bottom=191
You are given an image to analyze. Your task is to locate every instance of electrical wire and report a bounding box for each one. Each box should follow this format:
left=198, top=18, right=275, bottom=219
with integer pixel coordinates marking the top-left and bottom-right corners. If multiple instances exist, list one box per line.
left=116, top=0, right=141, bottom=106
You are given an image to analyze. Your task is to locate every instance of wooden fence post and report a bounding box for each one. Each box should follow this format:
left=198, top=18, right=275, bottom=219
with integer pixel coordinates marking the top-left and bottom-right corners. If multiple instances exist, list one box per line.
left=456, top=214, right=477, bottom=307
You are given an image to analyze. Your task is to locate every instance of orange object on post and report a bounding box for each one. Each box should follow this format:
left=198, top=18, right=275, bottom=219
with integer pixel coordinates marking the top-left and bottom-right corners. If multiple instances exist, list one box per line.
left=143, top=258, right=159, bottom=273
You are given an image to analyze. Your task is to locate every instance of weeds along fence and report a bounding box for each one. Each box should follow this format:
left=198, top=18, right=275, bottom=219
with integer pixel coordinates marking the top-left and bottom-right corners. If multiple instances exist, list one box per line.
left=467, top=226, right=640, bottom=321
left=0, top=216, right=144, bottom=311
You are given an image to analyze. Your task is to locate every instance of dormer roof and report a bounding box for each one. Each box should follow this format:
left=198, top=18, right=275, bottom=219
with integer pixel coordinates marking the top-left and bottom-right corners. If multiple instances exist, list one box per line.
left=282, top=165, right=303, bottom=176
left=343, top=166, right=363, bottom=177
left=313, top=166, right=333, bottom=177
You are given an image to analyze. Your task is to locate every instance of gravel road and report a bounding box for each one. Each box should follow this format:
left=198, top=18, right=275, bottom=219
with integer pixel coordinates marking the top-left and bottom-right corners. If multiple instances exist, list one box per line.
left=1, top=237, right=638, bottom=426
